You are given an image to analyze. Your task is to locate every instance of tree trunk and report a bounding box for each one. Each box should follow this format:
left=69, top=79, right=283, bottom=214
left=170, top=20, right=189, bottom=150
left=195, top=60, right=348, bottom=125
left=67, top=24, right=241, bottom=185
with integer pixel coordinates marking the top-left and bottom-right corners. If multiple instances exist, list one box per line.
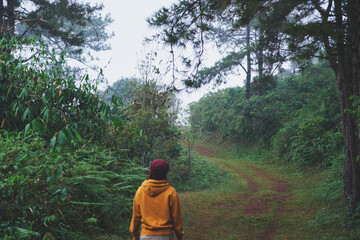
left=257, top=28, right=264, bottom=96
left=0, top=0, right=3, bottom=38
left=337, top=70, right=360, bottom=212
left=245, top=24, right=251, bottom=100
left=7, top=0, right=14, bottom=33
left=5, top=0, right=15, bottom=36
left=187, top=146, right=191, bottom=176
left=347, top=0, right=360, bottom=213
left=334, top=0, right=360, bottom=213
left=0, top=0, right=15, bottom=39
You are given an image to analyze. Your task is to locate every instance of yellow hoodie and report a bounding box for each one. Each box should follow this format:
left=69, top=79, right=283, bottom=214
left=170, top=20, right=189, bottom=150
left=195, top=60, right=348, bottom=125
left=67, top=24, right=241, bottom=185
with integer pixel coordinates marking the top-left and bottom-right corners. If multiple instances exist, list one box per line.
left=129, top=179, right=184, bottom=240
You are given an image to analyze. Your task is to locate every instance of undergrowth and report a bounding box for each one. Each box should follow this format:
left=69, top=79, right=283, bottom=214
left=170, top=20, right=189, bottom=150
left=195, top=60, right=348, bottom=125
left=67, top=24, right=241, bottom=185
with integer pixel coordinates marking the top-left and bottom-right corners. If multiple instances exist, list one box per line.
left=309, top=153, right=360, bottom=239
left=169, top=149, right=232, bottom=192
left=237, top=144, right=360, bottom=239
left=191, top=140, right=360, bottom=239
left=0, top=130, right=146, bottom=239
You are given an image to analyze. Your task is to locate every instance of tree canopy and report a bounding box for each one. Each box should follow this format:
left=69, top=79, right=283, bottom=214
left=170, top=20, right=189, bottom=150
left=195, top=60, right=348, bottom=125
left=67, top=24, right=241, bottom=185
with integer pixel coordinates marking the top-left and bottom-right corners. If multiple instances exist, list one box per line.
left=1, top=0, right=113, bottom=73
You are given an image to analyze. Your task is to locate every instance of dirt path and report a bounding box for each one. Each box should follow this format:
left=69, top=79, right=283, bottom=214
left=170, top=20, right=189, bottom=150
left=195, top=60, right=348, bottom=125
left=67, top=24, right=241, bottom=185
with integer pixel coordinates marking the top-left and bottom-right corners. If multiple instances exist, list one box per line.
left=180, top=144, right=292, bottom=240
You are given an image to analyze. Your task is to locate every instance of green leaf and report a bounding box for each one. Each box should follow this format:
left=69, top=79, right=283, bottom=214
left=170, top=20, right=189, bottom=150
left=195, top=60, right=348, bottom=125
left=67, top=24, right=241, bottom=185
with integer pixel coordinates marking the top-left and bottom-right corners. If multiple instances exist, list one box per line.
left=64, top=126, right=75, bottom=142
left=41, top=95, right=50, bottom=106
left=60, top=188, right=68, bottom=201
left=14, top=227, right=40, bottom=238
left=50, top=136, right=56, bottom=152
left=84, top=217, right=98, bottom=223
left=72, top=127, right=82, bottom=141
left=51, top=189, right=61, bottom=198
left=24, top=123, right=30, bottom=135
left=42, top=107, right=50, bottom=122
left=19, top=87, right=28, bottom=100
left=58, top=130, right=66, bottom=146
left=31, top=118, right=43, bottom=133
left=21, top=108, right=30, bottom=122
left=57, top=165, right=63, bottom=178
left=14, top=105, right=19, bottom=118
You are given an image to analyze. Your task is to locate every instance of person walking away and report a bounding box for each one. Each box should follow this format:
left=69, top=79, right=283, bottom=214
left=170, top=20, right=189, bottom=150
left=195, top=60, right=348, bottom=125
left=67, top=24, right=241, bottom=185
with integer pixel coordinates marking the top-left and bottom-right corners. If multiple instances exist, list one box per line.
left=129, top=159, right=184, bottom=240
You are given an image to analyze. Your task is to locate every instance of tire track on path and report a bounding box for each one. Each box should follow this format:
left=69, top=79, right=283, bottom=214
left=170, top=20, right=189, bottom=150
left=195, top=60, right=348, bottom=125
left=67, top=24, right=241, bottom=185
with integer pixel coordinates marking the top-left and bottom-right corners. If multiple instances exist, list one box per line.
left=232, top=166, right=291, bottom=239
left=188, top=144, right=291, bottom=240
left=249, top=167, right=291, bottom=239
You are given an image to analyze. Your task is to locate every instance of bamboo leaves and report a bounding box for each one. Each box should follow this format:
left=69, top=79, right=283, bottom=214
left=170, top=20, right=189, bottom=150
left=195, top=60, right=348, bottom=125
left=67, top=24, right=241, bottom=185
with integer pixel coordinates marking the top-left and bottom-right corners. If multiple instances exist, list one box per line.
left=1, top=37, right=110, bottom=147
left=50, top=188, right=68, bottom=201
left=50, top=136, right=56, bottom=152
left=50, top=126, right=83, bottom=152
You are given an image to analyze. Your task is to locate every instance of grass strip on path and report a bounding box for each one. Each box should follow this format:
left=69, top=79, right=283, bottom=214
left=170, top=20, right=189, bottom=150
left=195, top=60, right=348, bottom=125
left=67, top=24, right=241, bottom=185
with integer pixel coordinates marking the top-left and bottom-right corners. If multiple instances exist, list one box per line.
left=179, top=143, right=329, bottom=240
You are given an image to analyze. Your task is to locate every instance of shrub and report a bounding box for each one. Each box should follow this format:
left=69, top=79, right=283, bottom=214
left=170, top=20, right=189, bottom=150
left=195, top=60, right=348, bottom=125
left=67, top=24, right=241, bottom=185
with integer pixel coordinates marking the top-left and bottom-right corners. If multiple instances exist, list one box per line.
left=0, top=130, right=146, bottom=239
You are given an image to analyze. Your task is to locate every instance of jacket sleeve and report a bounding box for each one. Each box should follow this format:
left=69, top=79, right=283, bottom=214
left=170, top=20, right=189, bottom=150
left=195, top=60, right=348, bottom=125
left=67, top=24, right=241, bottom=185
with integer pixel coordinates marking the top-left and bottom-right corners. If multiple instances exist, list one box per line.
left=129, top=189, right=141, bottom=240
left=170, top=190, right=184, bottom=240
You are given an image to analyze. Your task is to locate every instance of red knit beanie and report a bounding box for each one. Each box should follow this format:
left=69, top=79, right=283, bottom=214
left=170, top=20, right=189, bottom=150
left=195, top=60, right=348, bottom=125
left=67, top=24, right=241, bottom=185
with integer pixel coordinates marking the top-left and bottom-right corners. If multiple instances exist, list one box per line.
left=149, top=159, right=169, bottom=180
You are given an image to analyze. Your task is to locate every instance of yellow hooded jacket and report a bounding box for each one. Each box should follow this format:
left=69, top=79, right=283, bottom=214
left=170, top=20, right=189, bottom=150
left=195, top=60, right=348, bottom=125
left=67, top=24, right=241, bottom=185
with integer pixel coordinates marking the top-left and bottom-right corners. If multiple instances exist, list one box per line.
left=129, top=179, right=184, bottom=240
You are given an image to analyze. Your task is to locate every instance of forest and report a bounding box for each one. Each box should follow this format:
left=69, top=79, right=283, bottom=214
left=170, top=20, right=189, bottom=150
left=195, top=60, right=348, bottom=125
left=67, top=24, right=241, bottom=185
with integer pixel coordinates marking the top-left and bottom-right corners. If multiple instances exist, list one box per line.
left=1, top=0, right=360, bottom=239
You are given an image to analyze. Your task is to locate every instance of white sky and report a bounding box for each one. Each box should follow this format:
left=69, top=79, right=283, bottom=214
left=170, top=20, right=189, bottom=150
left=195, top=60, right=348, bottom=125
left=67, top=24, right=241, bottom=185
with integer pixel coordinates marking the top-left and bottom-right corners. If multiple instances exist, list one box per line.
left=88, top=0, right=244, bottom=110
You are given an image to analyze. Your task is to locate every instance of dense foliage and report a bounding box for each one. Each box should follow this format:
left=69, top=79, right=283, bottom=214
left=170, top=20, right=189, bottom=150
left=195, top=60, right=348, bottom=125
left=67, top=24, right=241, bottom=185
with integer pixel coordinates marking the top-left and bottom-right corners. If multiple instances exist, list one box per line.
left=0, top=38, right=110, bottom=146
left=190, top=61, right=343, bottom=169
left=188, top=59, right=352, bottom=232
left=121, top=81, right=181, bottom=167
left=0, top=131, right=145, bottom=239
left=0, top=37, right=182, bottom=239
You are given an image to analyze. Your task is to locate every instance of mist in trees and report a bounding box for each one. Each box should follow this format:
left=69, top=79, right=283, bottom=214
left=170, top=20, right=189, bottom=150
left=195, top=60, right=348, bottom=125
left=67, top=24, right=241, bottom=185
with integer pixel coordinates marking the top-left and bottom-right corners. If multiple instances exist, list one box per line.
left=2, top=0, right=360, bottom=238
left=190, top=60, right=342, bottom=166
left=149, top=0, right=360, bottom=215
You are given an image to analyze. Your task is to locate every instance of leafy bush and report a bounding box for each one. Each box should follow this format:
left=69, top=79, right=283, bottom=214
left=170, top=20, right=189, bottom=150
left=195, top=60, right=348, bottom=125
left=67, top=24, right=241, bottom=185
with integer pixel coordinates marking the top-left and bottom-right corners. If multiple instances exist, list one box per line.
left=0, top=37, right=117, bottom=150
left=309, top=153, right=360, bottom=240
left=169, top=148, right=232, bottom=192
left=189, top=60, right=342, bottom=168
left=120, top=81, right=181, bottom=167
left=0, top=130, right=146, bottom=239
left=271, top=61, right=342, bottom=168
left=0, top=37, right=151, bottom=239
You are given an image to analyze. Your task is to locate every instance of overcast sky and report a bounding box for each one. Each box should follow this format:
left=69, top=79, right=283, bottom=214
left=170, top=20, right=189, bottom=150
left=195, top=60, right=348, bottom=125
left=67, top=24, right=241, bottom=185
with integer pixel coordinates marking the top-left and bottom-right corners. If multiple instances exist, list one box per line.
left=88, top=0, right=244, bottom=110
left=88, top=1, right=173, bottom=82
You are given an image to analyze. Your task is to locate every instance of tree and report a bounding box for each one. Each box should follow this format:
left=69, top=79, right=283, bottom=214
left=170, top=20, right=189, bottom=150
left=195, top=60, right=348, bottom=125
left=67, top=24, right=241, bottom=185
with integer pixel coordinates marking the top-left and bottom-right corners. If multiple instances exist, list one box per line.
left=123, top=81, right=180, bottom=167
left=147, top=1, right=283, bottom=96
left=0, top=0, right=113, bottom=73
left=189, top=23, right=254, bottom=99
left=149, top=0, right=360, bottom=214
left=101, top=77, right=139, bottom=106
left=115, top=51, right=181, bottom=167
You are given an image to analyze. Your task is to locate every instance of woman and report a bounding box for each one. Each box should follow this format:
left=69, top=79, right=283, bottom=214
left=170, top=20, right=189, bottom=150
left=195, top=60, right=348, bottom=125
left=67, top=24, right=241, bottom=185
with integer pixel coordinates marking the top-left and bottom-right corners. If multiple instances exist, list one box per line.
left=129, top=159, right=184, bottom=240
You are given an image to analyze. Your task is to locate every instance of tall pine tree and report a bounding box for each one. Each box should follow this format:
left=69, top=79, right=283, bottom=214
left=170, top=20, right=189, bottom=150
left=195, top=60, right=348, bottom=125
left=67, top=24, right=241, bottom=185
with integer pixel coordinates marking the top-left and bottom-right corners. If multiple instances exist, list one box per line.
left=0, top=0, right=112, bottom=70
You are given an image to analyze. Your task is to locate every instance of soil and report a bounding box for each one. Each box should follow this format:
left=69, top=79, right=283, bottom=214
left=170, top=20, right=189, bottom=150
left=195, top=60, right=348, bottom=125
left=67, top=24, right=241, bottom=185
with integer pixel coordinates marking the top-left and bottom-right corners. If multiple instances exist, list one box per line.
left=192, top=145, right=216, bottom=156
left=235, top=166, right=290, bottom=239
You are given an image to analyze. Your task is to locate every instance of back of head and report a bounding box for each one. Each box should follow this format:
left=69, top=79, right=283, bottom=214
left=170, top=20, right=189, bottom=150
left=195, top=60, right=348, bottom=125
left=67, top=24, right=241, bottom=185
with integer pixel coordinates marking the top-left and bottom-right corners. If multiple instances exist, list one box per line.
left=149, top=159, right=169, bottom=180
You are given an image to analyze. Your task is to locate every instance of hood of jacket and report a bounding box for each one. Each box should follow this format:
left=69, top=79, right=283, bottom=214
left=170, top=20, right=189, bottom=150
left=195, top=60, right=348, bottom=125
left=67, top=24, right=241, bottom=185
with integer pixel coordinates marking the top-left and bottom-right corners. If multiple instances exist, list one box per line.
left=141, top=179, right=170, bottom=197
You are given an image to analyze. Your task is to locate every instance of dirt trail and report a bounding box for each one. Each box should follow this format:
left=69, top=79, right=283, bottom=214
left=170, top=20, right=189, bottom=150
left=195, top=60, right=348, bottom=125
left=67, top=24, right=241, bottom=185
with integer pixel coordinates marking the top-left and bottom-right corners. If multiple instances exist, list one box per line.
left=182, top=144, right=292, bottom=240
